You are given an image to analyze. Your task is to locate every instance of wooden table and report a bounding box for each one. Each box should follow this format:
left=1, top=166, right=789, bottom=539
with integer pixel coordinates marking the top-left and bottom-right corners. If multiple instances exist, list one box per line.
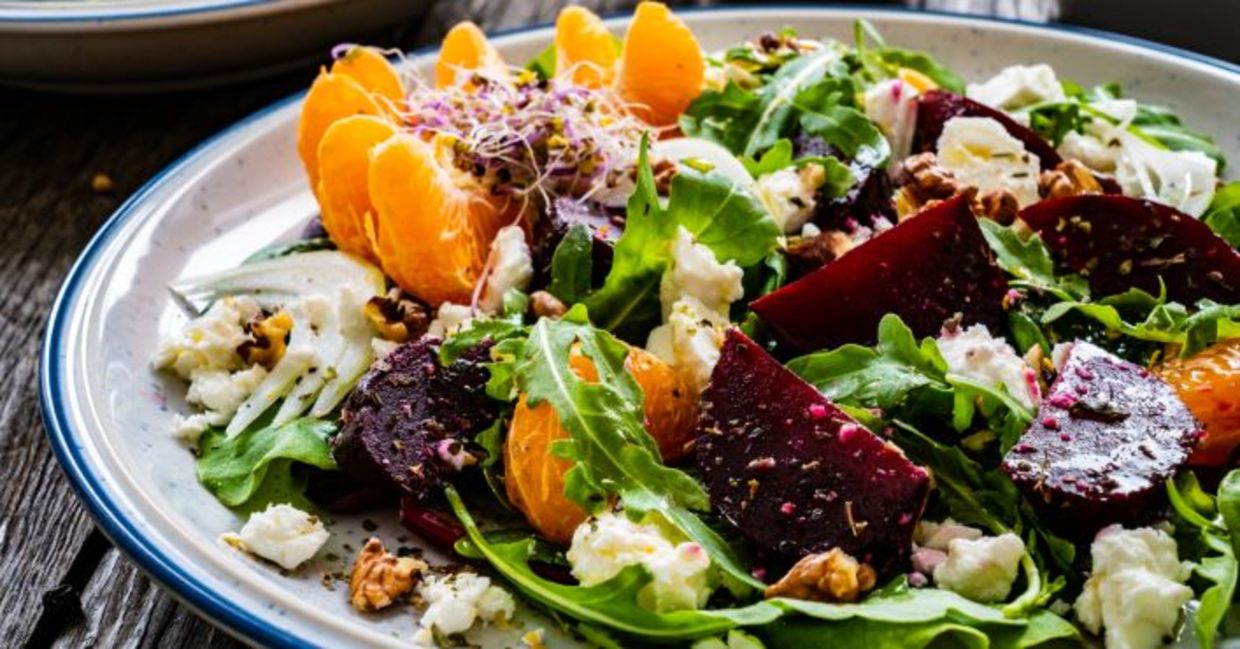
left=0, top=0, right=1052, bottom=646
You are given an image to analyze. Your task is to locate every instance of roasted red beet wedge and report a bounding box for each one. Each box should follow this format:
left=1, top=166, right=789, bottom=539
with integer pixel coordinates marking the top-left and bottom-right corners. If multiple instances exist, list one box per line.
left=333, top=338, right=498, bottom=500
left=1001, top=341, right=1201, bottom=534
left=1021, top=194, right=1240, bottom=304
left=752, top=195, right=1009, bottom=351
left=695, top=329, right=931, bottom=577
left=914, top=90, right=1062, bottom=170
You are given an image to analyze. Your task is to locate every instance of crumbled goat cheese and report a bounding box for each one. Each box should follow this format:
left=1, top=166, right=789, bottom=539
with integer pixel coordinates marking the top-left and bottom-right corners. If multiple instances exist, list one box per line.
left=1074, top=525, right=1193, bottom=649
left=937, top=324, right=1041, bottom=408
left=184, top=364, right=268, bottom=425
left=418, top=572, right=515, bottom=637
left=936, top=117, right=1042, bottom=207
left=753, top=164, right=826, bottom=234
left=172, top=413, right=213, bottom=443
left=916, top=518, right=984, bottom=551
left=567, top=512, right=713, bottom=613
left=966, top=64, right=1066, bottom=111
left=479, top=225, right=534, bottom=314
left=153, top=295, right=261, bottom=378
left=427, top=303, right=475, bottom=339
left=231, top=503, right=329, bottom=571
left=659, top=227, right=744, bottom=319
left=864, top=78, right=921, bottom=163
left=932, top=532, right=1025, bottom=603
left=646, top=297, right=728, bottom=395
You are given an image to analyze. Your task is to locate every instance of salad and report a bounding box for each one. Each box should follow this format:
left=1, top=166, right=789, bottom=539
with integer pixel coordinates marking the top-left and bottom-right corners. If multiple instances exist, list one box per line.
left=153, top=4, right=1240, bottom=648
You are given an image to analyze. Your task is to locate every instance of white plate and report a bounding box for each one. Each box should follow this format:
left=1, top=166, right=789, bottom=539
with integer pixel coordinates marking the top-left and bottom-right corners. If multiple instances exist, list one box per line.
left=0, top=0, right=425, bottom=92
left=41, top=7, right=1240, bottom=647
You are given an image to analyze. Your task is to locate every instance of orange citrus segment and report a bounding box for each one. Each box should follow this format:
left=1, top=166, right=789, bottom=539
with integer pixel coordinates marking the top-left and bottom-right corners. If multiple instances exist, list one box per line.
left=897, top=68, right=939, bottom=94
left=616, top=1, right=705, bottom=127
left=297, top=70, right=386, bottom=189
left=554, top=6, right=618, bottom=88
left=367, top=133, right=507, bottom=306
left=331, top=46, right=406, bottom=105
left=504, top=346, right=695, bottom=544
left=315, top=115, right=398, bottom=263
left=1159, top=339, right=1240, bottom=465
left=436, top=21, right=505, bottom=88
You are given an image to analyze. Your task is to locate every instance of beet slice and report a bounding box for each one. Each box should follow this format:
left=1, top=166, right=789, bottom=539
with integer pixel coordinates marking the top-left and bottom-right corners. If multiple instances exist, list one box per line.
left=914, top=90, right=1062, bottom=170
left=1001, top=341, right=1201, bottom=533
left=752, top=195, right=1009, bottom=351
left=1021, top=194, right=1240, bottom=304
left=794, top=134, right=897, bottom=232
left=530, top=197, right=622, bottom=287
left=695, top=329, right=931, bottom=576
left=333, top=338, right=498, bottom=500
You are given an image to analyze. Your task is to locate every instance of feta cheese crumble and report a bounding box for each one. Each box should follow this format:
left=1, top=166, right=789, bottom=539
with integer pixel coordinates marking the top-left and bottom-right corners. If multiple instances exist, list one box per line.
left=228, top=503, right=329, bottom=570
left=966, top=64, right=1066, bottom=111
left=417, top=572, right=515, bottom=637
left=753, top=164, right=827, bottom=234
left=478, top=225, right=534, bottom=314
left=1074, top=525, right=1193, bottom=649
left=936, top=116, right=1042, bottom=207
left=646, top=297, right=727, bottom=393
left=567, top=511, right=713, bottom=613
left=659, top=227, right=745, bottom=319
left=153, top=295, right=261, bottom=378
left=932, top=532, right=1025, bottom=603
left=936, top=324, right=1041, bottom=408
left=864, top=78, right=920, bottom=163
left=427, top=302, right=476, bottom=339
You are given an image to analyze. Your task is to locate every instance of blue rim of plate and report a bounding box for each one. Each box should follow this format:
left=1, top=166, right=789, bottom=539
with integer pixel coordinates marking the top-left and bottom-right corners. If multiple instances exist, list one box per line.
left=38, top=6, right=1240, bottom=647
left=0, top=0, right=273, bottom=23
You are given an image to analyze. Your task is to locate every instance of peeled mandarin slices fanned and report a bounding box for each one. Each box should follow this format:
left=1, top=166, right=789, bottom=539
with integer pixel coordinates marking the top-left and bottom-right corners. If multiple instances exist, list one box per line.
left=615, top=1, right=705, bottom=127
left=315, top=115, right=398, bottom=263
left=330, top=46, right=406, bottom=105
left=367, top=133, right=508, bottom=307
left=554, top=6, right=618, bottom=88
left=297, top=71, right=386, bottom=189
left=435, top=21, right=505, bottom=89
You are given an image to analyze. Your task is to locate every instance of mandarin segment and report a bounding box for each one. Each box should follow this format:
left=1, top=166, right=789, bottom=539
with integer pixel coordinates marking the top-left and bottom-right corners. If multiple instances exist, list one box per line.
left=367, top=133, right=507, bottom=306
left=436, top=21, right=504, bottom=88
left=315, top=115, right=398, bottom=262
left=626, top=347, right=697, bottom=462
left=616, top=1, right=705, bottom=127
left=554, top=6, right=618, bottom=88
left=1159, top=339, right=1240, bottom=466
left=331, top=46, right=406, bottom=105
left=297, top=70, right=387, bottom=189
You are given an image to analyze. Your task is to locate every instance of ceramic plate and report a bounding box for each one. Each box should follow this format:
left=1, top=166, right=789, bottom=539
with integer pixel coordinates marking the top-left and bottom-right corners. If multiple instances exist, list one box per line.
left=0, top=0, right=425, bottom=92
left=40, top=7, right=1240, bottom=647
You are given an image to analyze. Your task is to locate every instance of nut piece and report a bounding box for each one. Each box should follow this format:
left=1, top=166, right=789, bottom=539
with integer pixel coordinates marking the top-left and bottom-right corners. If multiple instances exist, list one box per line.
left=349, top=537, right=427, bottom=612
left=784, top=230, right=855, bottom=277
left=894, top=153, right=959, bottom=220
left=530, top=290, right=567, bottom=319
left=764, top=548, right=878, bottom=603
left=1038, top=159, right=1114, bottom=199
left=975, top=188, right=1019, bottom=225
left=364, top=288, right=431, bottom=343
left=238, top=310, right=293, bottom=368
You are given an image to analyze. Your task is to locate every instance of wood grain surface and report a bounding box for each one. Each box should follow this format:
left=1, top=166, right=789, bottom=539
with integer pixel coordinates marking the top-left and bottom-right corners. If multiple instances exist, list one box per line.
left=0, top=0, right=1043, bottom=646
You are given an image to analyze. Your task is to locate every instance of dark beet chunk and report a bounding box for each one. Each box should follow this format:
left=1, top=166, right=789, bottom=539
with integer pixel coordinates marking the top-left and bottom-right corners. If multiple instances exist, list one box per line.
left=752, top=195, right=1009, bottom=351
left=530, top=196, right=623, bottom=287
left=333, top=338, right=498, bottom=500
left=915, top=90, right=1062, bottom=170
left=1001, top=341, right=1201, bottom=533
left=794, top=135, right=897, bottom=232
left=696, top=329, right=931, bottom=576
left=1021, top=194, right=1240, bottom=304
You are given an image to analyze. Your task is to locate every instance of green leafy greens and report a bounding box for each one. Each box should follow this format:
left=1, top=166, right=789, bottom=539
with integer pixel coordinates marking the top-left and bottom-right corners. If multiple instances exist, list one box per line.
left=197, top=416, right=337, bottom=514
left=1166, top=471, right=1240, bottom=649
left=1204, top=181, right=1240, bottom=248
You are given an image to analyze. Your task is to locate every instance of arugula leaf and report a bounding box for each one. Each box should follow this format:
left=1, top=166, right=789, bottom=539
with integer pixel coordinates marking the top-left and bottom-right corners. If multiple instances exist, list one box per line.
left=513, top=306, right=761, bottom=589
left=197, top=416, right=337, bottom=514
left=978, top=219, right=1089, bottom=301
left=1167, top=472, right=1240, bottom=649
left=585, top=136, right=779, bottom=340
left=792, top=77, right=890, bottom=165
left=547, top=223, right=594, bottom=304
left=525, top=43, right=557, bottom=80
left=851, top=20, right=966, bottom=94
left=474, top=416, right=510, bottom=509
left=739, top=138, right=854, bottom=198
left=1042, top=288, right=1240, bottom=358
left=1203, top=181, right=1240, bottom=248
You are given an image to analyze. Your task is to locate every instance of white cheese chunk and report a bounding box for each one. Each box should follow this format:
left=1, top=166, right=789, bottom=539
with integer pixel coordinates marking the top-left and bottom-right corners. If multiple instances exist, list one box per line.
left=567, top=512, right=713, bottom=613
left=932, top=532, right=1025, bottom=603
left=233, top=503, right=329, bottom=571
left=418, top=572, right=515, bottom=637
left=427, top=303, right=476, bottom=339
left=936, top=117, right=1042, bottom=207
left=1074, top=525, right=1193, bottom=649
left=479, top=225, right=534, bottom=315
left=966, top=64, right=1066, bottom=111
left=153, top=295, right=261, bottom=379
left=936, top=324, right=1041, bottom=408
left=753, top=164, right=827, bottom=234
left=659, top=227, right=744, bottom=320
left=864, top=78, right=920, bottom=163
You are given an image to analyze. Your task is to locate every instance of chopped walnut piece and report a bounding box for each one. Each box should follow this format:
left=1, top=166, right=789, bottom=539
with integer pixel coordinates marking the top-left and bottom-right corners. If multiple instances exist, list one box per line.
left=348, top=537, right=427, bottom=612
left=238, top=310, right=293, bottom=368
left=784, top=230, right=855, bottom=276
left=764, top=548, right=878, bottom=603
left=363, top=288, right=431, bottom=343
left=894, top=153, right=960, bottom=220
left=976, top=188, right=1020, bottom=224
left=1038, top=159, right=1117, bottom=199
left=530, top=290, right=567, bottom=319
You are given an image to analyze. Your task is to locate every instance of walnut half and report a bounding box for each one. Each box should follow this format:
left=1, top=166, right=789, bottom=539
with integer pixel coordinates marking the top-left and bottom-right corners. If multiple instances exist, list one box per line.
left=764, top=548, right=878, bottom=603
left=349, top=538, right=427, bottom=612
